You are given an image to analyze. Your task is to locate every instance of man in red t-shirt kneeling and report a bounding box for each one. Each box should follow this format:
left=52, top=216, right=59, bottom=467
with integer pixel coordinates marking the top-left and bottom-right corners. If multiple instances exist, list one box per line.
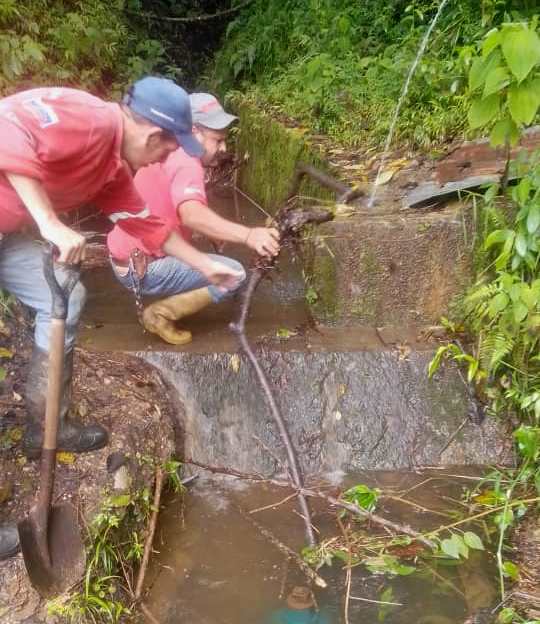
left=108, top=93, right=280, bottom=345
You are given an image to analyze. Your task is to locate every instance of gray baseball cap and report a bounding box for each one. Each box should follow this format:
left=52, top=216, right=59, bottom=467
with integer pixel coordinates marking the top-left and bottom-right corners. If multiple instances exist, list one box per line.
left=190, top=93, right=238, bottom=130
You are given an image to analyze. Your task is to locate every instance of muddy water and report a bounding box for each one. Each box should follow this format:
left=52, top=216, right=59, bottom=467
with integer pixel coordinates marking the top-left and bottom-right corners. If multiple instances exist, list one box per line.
left=145, top=470, right=497, bottom=624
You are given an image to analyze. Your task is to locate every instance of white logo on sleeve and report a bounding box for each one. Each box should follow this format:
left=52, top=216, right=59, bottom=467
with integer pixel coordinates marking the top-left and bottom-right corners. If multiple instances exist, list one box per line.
left=22, top=98, right=59, bottom=128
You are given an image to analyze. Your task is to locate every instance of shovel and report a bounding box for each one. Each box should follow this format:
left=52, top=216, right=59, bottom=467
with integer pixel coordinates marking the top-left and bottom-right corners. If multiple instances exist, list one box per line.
left=18, top=242, right=85, bottom=597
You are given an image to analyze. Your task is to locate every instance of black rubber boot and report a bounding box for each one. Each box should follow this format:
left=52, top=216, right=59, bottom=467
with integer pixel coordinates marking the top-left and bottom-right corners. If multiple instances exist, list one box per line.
left=23, top=347, right=109, bottom=459
left=0, top=524, right=20, bottom=560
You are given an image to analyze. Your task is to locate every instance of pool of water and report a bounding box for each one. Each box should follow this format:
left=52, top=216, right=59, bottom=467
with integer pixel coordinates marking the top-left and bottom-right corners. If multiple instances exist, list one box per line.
left=144, top=469, right=497, bottom=624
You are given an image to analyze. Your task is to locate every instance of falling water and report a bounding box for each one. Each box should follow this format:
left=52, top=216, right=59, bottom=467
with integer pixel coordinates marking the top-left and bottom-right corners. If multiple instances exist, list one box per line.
left=367, top=0, right=450, bottom=208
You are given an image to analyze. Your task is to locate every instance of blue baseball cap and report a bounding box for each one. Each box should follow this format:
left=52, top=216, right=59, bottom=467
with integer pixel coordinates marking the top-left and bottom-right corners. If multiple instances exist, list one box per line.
left=123, top=76, right=203, bottom=157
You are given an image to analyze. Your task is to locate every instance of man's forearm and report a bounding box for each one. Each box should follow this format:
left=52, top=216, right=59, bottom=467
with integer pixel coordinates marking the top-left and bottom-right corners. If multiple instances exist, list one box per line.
left=5, top=172, right=62, bottom=231
left=180, top=201, right=249, bottom=244
left=162, top=230, right=216, bottom=274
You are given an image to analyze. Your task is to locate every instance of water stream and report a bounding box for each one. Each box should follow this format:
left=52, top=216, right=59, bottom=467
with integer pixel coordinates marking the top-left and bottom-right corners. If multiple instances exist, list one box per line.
left=146, top=470, right=497, bottom=624
left=368, top=0, right=450, bottom=208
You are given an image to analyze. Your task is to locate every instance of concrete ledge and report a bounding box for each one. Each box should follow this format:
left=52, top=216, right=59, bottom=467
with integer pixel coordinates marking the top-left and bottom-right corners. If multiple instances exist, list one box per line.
left=139, top=349, right=511, bottom=476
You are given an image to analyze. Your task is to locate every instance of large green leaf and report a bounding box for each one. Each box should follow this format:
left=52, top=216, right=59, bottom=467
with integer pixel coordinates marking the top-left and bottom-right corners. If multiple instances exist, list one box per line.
left=501, top=27, right=540, bottom=83
left=483, top=66, right=510, bottom=97
left=469, top=50, right=502, bottom=92
left=508, top=79, right=540, bottom=125
left=490, top=117, right=519, bottom=147
left=527, top=204, right=540, bottom=234
left=489, top=292, right=509, bottom=316
left=515, top=231, right=528, bottom=257
left=468, top=94, right=500, bottom=129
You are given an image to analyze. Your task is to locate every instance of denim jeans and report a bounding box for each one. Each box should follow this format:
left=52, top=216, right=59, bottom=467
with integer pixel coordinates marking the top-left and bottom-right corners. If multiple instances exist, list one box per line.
left=111, top=253, right=247, bottom=302
left=0, top=233, right=87, bottom=352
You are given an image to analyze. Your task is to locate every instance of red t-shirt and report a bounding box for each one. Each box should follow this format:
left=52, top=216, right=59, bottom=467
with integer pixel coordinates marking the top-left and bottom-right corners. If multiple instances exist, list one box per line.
left=0, top=87, right=170, bottom=253
left=107, top=147, right=207, bottom=261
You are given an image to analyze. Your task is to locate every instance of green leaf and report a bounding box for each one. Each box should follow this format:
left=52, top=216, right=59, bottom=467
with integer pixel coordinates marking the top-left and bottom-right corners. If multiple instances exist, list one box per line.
left=109, top=494, right=131, bottom=507
left=501, top=560, right=520, bottom=580
left=515, top=231, right=528, bottom=257
left=513, top=300, right=529, bottom=323
left=441, top=537, right=460, bottom=559
left=0, top=367, right=5, bottom=382
left=490, top=117, right=519, bottom=147
left=469, top=49, right=502, bottom=92
left=482, top=29, right=502, bottom=57
left=501, top=27, right=540, bottom=83
left=463, top=531, right=485, bottom=550
left=484, top=228, right=511, bottom=249
left=0, top=348, right=13, bottom=358
left=483, top=66, right=510, bottom=97
left=343, top=483, right=379, bottom=511
left=468, top=94, right=500, bottom=129
left=497, top=607, right=517, bottom=624
left=526, top=204, right=540, bottom=234
left=488, top=292, right=509, bottom=316
left=514, top=426, right=540, bottom=461
left=508, top=79, right=540, bottom=125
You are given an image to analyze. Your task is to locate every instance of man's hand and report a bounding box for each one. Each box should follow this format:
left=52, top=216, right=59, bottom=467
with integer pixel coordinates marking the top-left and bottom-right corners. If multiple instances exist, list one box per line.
left=40, top=220, right=86, bottom=263
left=202, top=258, right=245, bottom=291
left=245, top=227, right=280, bottom=257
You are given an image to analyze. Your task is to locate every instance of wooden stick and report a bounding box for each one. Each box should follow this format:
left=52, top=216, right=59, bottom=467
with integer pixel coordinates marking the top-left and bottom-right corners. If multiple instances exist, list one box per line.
left=229, top=205, right=334, bottom=547
left=336, top=515, right=352, bottom=624
left=135, top=466, right=164, bottom=600
left=140, top=601, right=160, bottom=624
left=238, top=506, right=327, bottom=588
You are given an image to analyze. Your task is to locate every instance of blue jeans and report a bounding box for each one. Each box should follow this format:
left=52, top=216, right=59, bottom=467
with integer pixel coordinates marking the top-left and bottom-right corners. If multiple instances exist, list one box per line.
left=111, top=253, right=247, bottom=302
left=0, top=233, right=87, bottom=352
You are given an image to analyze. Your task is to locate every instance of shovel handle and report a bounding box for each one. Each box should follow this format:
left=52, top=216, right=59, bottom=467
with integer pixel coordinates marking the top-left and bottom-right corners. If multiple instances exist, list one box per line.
left=42, top=242, right=81, bottom=321
left=35, top=243, right=81, bottom=526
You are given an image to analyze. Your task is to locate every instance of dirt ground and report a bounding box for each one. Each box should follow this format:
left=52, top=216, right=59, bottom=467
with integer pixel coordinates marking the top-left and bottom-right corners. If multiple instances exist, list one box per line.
left=0, top=303, right=176, bottom=623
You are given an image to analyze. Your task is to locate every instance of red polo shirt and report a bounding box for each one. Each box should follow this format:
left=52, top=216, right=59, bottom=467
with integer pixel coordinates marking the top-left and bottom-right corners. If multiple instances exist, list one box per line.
left=0, top=87, right=170, bottom=253
left=107, top=147, right=207, bottom=261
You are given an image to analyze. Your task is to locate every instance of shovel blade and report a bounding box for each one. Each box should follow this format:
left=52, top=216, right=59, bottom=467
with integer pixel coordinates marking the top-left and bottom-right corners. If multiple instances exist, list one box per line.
left=18, top=504, right=85, bottom=598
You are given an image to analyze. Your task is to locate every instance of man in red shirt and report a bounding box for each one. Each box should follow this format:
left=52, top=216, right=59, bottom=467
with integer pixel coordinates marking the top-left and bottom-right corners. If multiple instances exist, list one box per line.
left=0, top=80, right=242, bottom=454
left=0, top=78, right=243, bottom=559
left=108, top=93, right=279, bottom=344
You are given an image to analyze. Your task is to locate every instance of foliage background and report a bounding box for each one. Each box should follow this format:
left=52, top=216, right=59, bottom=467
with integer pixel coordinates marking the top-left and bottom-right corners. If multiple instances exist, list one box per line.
left=210, top=0, right=539, bottom=150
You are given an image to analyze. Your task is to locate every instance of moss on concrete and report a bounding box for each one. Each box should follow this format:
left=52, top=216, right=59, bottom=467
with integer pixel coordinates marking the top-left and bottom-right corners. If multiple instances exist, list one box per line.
left=232, top=95, right=334, bottom=211
left=350, top=249, right=381, bottom=323
left=303, top=241, right=340, bottom=322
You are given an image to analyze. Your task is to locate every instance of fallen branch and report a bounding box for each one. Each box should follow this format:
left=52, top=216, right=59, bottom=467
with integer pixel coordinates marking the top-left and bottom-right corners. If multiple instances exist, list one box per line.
left=134, top=466, right=164, bottom=600
left=184, top=458, right=435, bottom=548
left=229, top=205, right=333, bottom=547
left=238, top=505, right=327, bottom=588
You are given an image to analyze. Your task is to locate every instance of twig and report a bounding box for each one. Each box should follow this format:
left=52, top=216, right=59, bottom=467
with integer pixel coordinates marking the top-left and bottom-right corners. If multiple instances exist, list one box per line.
left=382, top=495, right=453, bottom=519
left=336, top=515, right=352, bottom=624
left=135, top=466, right=164, bottom=600
left=140, top=601, right=160, bottom=624
left=238, top=505, right=327, bottom=588
left=422, top=560, right=466, bottom=598
left=127, top=0, right=253, bottom=23
left=437, top=416, right=469, bottom=459
left=350, top=596, right=404, bottom=606
left=249, top=492, right=298, bottom=514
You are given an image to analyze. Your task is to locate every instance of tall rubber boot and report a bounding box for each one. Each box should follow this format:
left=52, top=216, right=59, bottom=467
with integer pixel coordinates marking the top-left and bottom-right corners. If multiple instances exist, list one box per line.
left=142, top=287, right=213, bottom=345
left=0, top=524, right=19, bottom=560
left=23, top=346, right=109, bottom=459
